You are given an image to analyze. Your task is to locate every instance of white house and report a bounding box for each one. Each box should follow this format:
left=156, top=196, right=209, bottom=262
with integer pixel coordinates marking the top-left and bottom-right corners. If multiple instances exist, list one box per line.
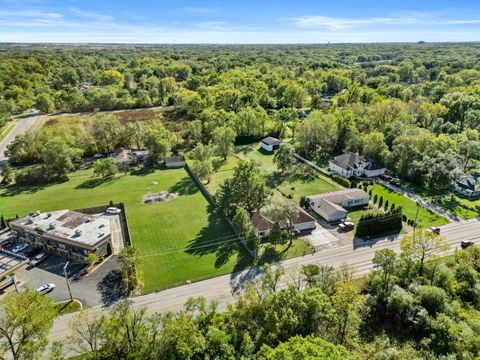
left=307, top=189, right=370, bottom=222
left=260, top=137, right=281, bottom=152
left=165, top=155, right=186, bottom=168
left=455, top=174, right=480, bottom=197
left=329, top=152, right=385, bottom=179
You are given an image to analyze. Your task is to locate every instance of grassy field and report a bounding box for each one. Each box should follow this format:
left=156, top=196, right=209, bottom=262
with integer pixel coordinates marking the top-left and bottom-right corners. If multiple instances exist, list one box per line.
left=365, top=184, right=449, bottom=228
left=206, top=156, right=240, bottom=194
left=0, top=167, right=248, bottom=293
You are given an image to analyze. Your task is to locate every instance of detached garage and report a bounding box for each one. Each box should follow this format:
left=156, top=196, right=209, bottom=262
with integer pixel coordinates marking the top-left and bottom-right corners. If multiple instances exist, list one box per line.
left=165, top=155, right=186, bottom=168
left=260, top=137, right=281, bottom=152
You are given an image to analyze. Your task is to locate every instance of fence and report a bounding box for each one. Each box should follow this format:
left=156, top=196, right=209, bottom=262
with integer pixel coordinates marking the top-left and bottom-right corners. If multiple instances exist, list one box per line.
left=184, top=162, right=254, bottom=258
left=294, top=153, right=330, bottom=176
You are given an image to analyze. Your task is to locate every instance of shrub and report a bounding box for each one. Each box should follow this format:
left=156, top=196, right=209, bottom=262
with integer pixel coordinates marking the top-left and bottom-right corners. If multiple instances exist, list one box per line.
left=390, top=203, right=396, bottom=211
left=368, top=189, right=373, bottom=196
left=417, top=285, right=448, bottom=316
left=379, top=196, right=384, bottom=208
left=356, top=207, right=403, bottom=238
left=331, top=174, right=351, bottom=188
left=14, top=165, right=50, bottom=185
left=384, top=199, right=389, bottom=209
left=373, top=194, right=378, bottom=204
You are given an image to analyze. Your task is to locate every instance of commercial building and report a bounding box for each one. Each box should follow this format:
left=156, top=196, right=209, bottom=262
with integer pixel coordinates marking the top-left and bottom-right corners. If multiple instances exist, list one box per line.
left=9, top=210, right=111, bottom=261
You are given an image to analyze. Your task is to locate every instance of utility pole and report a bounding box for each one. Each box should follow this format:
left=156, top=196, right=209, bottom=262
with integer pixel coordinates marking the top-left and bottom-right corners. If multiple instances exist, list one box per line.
left=10, top=274, right=18, bottom=294
left=63, top=262, right=73, bottom=302
left=413, top=201, right=421, bottom=232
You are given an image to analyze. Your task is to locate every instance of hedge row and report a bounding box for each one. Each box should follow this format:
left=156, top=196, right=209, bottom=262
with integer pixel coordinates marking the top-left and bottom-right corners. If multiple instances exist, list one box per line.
left=356, top=207, right=403, bottom=238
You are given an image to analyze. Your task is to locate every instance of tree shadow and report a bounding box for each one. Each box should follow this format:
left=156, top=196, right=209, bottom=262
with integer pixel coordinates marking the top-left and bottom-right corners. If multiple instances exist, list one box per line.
left=256, top=147, right=274, bottom=156
left=75, top=176, right=115, bottom=189
left=185, top=206, right=252, bottom=270
left=257, top=243, right=290, bottom=265
left=212, top=158, right=226, bottom=170
left=96, top=269, right=129, bottom=306
left=130, top=165, right=156, bottom=176
left=168, top=176, right=199, bottom=195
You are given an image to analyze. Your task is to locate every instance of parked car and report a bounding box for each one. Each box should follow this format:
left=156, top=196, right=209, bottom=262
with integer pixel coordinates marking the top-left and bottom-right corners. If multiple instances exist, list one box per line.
left=390, top=178, right=401, bottom=186
left=461, top=240, right=475, bottom=249
left=12, top=243, right=28, bottom=253
left=380, top=174, right=392, bottom=181
left=0, top=240, right=13, bottom=249
left=93, top=153, right=104, bottom=159
left=429, top=226, right=441, bottom=235
left=30, top=252, right=48, bottom=267
left=35, top=283, right=55, bottom=294
left=106, top=207, right=121, bottom=215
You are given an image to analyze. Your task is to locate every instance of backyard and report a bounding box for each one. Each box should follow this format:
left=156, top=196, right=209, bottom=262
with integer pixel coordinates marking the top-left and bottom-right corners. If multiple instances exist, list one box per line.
left=208, top=142, right=342, bottom=203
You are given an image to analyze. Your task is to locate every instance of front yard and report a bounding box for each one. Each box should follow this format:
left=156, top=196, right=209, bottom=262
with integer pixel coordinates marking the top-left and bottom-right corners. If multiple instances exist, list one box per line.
left=364, top=183, right=449, bottom=228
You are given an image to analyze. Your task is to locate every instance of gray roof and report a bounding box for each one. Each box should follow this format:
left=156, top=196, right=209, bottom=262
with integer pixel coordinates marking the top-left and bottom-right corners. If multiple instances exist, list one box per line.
left=315, top=199, right=346, bottom=216
left=331, top=152, right=368, bottom=170
left=10, top=210, right=111, bottom=247
left=307, top=189, right=369, bottom=205
left=165, top=155, right=186, bottom=163
left=457, top=174, right=478, bottom=191
left=261, top=137, right=281, bottom=146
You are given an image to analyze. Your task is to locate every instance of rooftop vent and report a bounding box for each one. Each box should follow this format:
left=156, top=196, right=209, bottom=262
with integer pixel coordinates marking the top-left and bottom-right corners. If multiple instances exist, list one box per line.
left=74, top=229, right=82, bottom=237
left=98, top=232, right=105, bottom=238
left=49, top=223, right=56, bottom=230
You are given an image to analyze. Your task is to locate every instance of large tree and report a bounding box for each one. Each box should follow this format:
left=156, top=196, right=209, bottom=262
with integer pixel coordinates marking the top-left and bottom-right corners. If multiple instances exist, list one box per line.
left=0, top=290, right=56, bottom=360
left=212, top=126, right=236, bottom=160
left=263, top=198, right=299, bottom=245
left=400, top=229, right=450, bottom=275
left=273, top=143, right=295, bottom=173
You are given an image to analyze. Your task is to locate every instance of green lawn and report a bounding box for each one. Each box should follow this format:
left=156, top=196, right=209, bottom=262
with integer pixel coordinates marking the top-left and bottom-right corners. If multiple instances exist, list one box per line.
left=236, top=143, right=278, bottom=174
left=207, top=156, right=239, bottom=194
left=274, top=165, right=342, bottom=203
left=55, top=300, right=82, bottom=315
left=0, top=167, right=249, bottom=293
left=366, top=184, right=449, bottom=228
left=403, top=182, right=478, bottom=220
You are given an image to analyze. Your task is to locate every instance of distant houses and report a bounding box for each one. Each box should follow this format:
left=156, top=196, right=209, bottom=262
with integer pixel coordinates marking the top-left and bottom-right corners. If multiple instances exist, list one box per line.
left=260, top=137, right=281, bottom=152
left=455, top=173, right=480, bottom=197
left=329, top=152, right=386, bottom=179
left=307, top=189, right=370, bottom=222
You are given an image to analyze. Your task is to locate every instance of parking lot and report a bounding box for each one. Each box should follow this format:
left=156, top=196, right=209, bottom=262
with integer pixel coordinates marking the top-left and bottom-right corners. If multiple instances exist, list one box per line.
left=0, top=229, right=127, bottom=308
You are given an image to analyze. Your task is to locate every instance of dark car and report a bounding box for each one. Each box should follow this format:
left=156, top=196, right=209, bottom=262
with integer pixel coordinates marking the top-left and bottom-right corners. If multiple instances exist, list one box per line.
left=380, top=174, right=392, bottom=181
left=0, top=240, right=13, bottom=249
left=461, top=240, right=475, bottom=249
left=429, top=227, right=441, bottom=235
left=390, top=179, right=401, bottom=187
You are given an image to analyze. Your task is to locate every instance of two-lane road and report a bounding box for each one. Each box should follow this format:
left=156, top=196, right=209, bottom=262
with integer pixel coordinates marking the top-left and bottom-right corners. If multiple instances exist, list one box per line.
left=48, top=219, right=480, bottom=344
left=0, top=116, right=39, bottom=162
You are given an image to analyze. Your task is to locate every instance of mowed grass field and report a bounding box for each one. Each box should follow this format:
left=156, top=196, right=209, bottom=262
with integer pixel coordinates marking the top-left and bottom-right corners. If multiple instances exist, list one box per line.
left=366, top=184, right=449, bottom=228
left=0, top=167, right=248, bottom=293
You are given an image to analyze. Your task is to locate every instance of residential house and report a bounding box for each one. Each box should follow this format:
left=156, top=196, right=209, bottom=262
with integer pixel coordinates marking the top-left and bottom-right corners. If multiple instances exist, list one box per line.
left=9, top=210, right=111, bottom=261
left=165, top=155, right=186, bottom=168
left=260, top=137, right=281, bottom=152
left=455, top=173, right=480, bottom=197
left=307, top=189, right=370, bottom=222
left=251, top=208, right=317, bottom=238
left=329, top=152, right=386, bottom=179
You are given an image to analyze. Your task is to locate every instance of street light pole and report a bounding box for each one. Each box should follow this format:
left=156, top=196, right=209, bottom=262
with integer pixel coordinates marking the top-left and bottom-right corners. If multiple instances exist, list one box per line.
left=10, top=274, right=18, bottom=294
left=63, top=262, right=73, bottom=302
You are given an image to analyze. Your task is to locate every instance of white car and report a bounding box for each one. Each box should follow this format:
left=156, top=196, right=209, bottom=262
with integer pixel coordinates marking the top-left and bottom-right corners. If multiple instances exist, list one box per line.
left=36, top=283, right=55, bottom=294
left=106, top=207, right=121, bottom=215
left=12, top=243, right=28, bottom=253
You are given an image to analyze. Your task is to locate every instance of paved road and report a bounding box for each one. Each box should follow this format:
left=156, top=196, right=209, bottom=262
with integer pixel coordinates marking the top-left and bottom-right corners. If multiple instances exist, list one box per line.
left=0, top=116, right=39, bottom=161
left=48, top=219, right=480, bottom=346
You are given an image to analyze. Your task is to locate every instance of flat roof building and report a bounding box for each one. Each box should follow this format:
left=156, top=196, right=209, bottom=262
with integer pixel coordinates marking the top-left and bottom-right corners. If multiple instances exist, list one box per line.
left=9, top=210, right=111, bottom=261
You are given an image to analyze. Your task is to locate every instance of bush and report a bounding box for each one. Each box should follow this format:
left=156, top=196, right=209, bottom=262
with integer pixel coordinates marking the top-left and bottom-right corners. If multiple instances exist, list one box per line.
left=373, top=194, right=378, bottom=204
left=356, top=207, right=403, bottom=238
left=300, top=196, right=308, bottom=209
left=378, top=196, right=384, bottom=208
left=331, top=174, right=351, bottom=188
left=384, top=199, right=389, bottom=209
left=417, top=285, right=448, bottom=316
left=14, top=165, right=50, bottom=185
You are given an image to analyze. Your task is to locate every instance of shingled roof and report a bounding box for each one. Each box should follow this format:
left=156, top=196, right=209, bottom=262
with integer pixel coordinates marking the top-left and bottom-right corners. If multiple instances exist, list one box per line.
left=261, top=137, right=281, bottom=146
left=331, top=152, right=368, bottom=170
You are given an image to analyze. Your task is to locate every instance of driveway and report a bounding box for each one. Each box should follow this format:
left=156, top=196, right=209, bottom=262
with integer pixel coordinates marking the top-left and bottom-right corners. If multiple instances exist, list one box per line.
left=304, top=224, right=341, bottom=249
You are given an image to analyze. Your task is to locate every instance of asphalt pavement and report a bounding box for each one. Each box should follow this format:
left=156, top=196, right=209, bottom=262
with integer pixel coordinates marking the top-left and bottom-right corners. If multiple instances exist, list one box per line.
left=48, top=218, right=480, bottom=347
left=0, top=116, right=39, bottom=162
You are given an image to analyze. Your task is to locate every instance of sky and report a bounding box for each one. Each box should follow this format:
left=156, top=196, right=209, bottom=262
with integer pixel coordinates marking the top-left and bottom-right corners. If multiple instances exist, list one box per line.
left=1, top=0, right=480, bottom=43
